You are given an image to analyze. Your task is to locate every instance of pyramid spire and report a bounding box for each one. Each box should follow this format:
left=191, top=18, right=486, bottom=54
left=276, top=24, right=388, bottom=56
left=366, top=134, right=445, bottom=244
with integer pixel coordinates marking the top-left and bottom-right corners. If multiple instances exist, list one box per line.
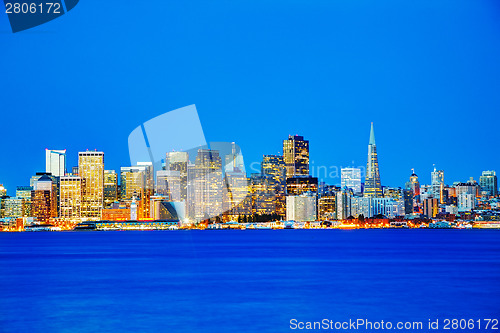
left=364, top=122, right=382, bottom=198
left=369, top=122, right=376, bottom=145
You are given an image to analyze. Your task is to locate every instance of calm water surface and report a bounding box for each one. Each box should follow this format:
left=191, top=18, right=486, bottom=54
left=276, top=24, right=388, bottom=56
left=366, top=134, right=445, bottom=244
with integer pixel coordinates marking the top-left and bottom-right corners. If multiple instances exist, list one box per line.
left=0, top=230, right=499, bottom=333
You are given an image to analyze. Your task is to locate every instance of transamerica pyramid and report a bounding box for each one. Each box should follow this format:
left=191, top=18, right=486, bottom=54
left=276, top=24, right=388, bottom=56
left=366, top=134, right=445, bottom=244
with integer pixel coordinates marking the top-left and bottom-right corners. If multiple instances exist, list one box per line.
left=364, top=122, right=383, bottom=198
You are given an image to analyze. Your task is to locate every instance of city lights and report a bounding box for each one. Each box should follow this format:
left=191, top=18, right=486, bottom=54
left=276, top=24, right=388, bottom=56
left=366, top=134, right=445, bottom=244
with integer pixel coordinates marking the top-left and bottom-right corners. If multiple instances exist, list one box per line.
left=0, top=124, right=498, bottom=231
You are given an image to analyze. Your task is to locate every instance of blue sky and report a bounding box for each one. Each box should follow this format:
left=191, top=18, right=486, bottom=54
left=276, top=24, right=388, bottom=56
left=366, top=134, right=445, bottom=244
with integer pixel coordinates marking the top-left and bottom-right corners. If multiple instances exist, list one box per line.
left=1, top=0, right=500, bottom=195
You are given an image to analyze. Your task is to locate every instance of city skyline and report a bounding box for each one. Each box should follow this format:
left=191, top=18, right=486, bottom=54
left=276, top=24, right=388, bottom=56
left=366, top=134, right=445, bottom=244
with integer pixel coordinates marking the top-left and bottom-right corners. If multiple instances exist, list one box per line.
left=0, top=124, right=496, bottom=197
left=0, top=122, right=497, bottom=229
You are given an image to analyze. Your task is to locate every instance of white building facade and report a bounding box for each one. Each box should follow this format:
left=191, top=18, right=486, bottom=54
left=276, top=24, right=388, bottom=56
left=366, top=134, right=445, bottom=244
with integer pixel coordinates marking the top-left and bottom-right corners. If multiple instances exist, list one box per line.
left=286, top=194, right=316, bottom=222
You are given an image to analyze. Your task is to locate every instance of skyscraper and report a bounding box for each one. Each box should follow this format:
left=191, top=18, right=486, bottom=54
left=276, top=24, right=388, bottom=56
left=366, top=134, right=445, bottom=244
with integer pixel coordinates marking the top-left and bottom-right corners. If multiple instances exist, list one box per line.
left=165, top=152, right=189, bottom=201
left=16, top=186, right=32, bottom=217
left=351, top=196, right=372, bottom=219
left=283, top=135, right=309, bottom=178
left=341, top=168, right=362, bottom=193
left=403, top=189, right=413, bottom=215
left=121, top=165, right=147, bottom=200
left=372, top=197, right=404, bottom=218
left=79, top=151, right=104, bottom=219
left=3, top=197, right=24, bottom=218
left=187, top=149, right=223, bottom=222
left=223, top=170, right=250, bottom=221
left=31, top=174, right=57, bottom=222
left=103, top=170, right=118, bottom=206
left=456, top=182, right=478, bottom=211
left=262, top=155, right=286, bottom=194
left=137, top=162, right=154, bottom=195
left=479, top=171, right=498, bottom=197
left=121, top=162, right=153, bottom=218
left=59, top=176, right=82, bottom=219
left=249, top=174, right=276, bottom=216
left=405, top=169, right=420, bottom=197
left=261, top=155, right=286, bottom=217
left=136, top=162, right=154, bottom=219
left=336, top=188, right=352, bottom=219
left=156, top=170, right=182, bottom=201
left=423, top=198, right=439, bottom=218
left=45, top=149, right=66, bottom=177
left=363, top=123, right=382, bottom=198
left=318, top=195, right=336, bottom=220
left=404, top=169, right=420, bottom=213
left=286, top=193, right=317, bottom=222
left=225, top=143, right=245, bottom=173
left=286, top=176, right=318, bottom=195
left=431, top=165, right=444, bottom=201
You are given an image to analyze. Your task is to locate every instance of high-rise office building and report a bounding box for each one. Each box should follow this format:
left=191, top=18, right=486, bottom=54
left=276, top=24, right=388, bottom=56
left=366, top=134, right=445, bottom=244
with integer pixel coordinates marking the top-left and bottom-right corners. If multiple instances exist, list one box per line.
left=249, top=174, right=276, bottom=216
left=456, top=182, right=478, bottom=211
left=341, top=168, right=362, bottom=194
left=103, top=170, right=118, bottom=206
left=31, top=174, right=57, bottom=222
left=225, top=143, right=245, bottom=173
left=336, top=189, right=352, bottom=220
left=363, top=123, right=383, bottom=198
left=16, top=186, right=32, bottom=217
left=16, top=186, right=32, bottom=199
left=457, top=193, right=475, bottom=212
left=0, top=198, right=4, bottom=218
left=403, top=189, right=413, bottom=215
left=3, top=197, right=23, bottom=218
left=431, top=165, right=444, bottom=201
left=405, top=169, right=420, bottom=197
left=423, top=198, right=439, bottom=218
left=59, top=176, right=82, bottom=219
left=165, top=152, right=189, bottom=201
left=372, top=198, right=404, bottom=218
left=286, top=193, right=317, bottom=222
left=351, top=196, right=372, bottom=219
left=29, top=172, right=60, bottom=211
left=156, top=170, right=182, bottom=201
left=479, top=171, right=498, bottom=197
left=187, top=149, right=223, bottom=222
left=261, top=155, right=286, bottom=193
left=121, top=162, right=153, bottom=218
left=383, top=187, right=403, bottom=200
left=286, top=176, right=318, bottom=195
left=261, top=155, right=286, bottom=217
left=79, top=151, right=104, bottom=219
left=283, top=135, right=309, bottom=178
left=404, top=171, right=421, bottom=214
left=45, top=149, right=66, bottom=177
left=0, top=184, right=6, bottom=197
left=318, top=196, right=336, bottom=220
left=121, top=166, right=146, bottom=200
left=137, top=162, right=154, bottom=194
left=223, top=170, right=251, bottom=221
